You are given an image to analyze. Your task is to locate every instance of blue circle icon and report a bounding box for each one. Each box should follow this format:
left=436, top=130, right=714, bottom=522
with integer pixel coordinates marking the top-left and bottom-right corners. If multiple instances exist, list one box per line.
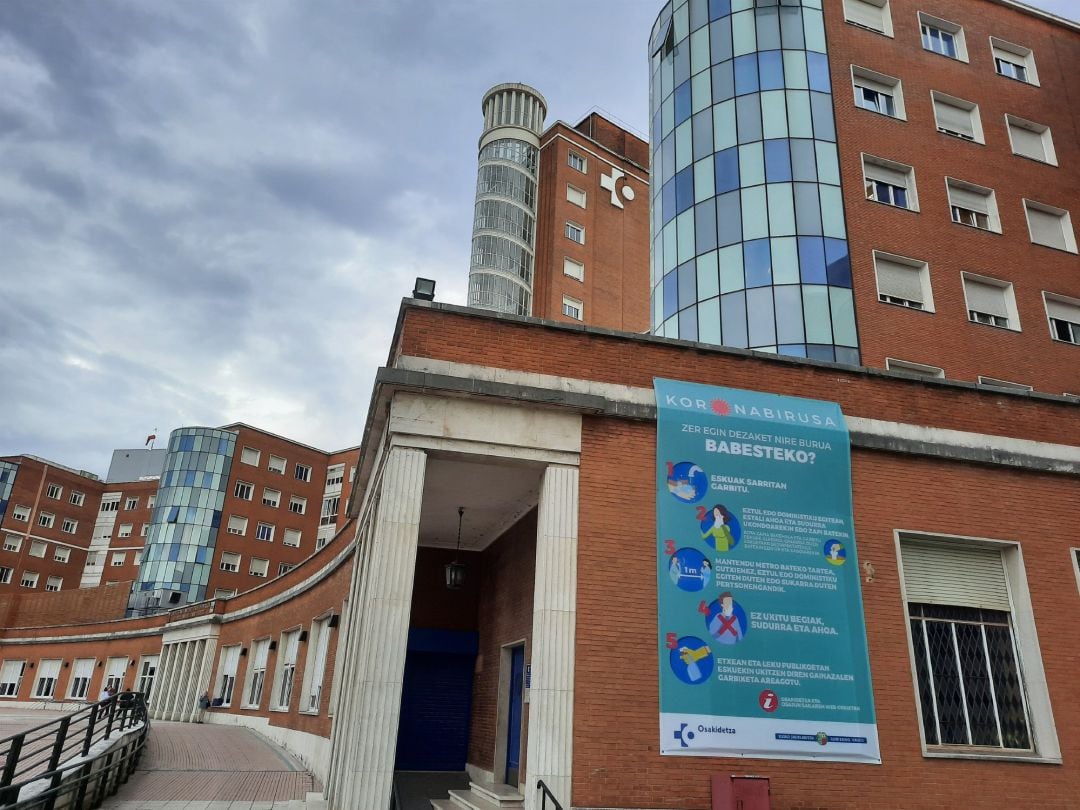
left=669, top=636, right=713, bottom=685
left=699, top=504, right=742, bottom=553
left=705, top=593, right=749, bottom=645
left=669, top=548, right=712, bottom=592
left=667, top=461, right=708, bottom=503
left=823, top=539, right=847, bottom=566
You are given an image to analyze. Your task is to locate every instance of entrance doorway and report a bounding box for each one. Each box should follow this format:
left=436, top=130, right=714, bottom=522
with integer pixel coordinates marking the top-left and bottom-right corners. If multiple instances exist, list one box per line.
left=504, top=644, right=525, bottom=786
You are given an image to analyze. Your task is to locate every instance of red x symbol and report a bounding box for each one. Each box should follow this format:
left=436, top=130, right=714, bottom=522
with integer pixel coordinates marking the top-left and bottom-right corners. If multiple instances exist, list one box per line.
left=716, top=614, right=740, bottom=637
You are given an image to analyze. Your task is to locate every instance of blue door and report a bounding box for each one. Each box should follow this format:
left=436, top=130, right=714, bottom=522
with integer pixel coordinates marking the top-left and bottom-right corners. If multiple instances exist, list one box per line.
left=505, top=646, right=525, bottom=784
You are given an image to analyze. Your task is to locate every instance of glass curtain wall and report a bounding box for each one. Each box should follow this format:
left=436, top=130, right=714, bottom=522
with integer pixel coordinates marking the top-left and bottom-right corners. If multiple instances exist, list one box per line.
left=649, top=0, right=860, bottom=364
left=0, top=460, right=17, bottom=518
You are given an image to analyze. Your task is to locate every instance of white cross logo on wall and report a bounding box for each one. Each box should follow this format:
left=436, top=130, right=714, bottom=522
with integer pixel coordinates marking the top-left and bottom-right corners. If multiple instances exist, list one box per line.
left=600, top=167, right=636, bottom=209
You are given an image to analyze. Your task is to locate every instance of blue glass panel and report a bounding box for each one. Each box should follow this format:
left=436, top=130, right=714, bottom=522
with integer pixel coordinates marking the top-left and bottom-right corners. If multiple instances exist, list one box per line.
left=710, top=17, right=733, bottom=64
left=715, top=191, right=742, bottom=247
left=806, top=52, right=831, bottom=92
left=714, top=147, right=740, bottom=193
left=747, top=287, right=777, bottom=347
left=764, top=139, right=791, bottom=182
left=168, top=543, right=180, bottom=562
left=721, top=291, right=749, bottom=347
left=712, top=61, right=735, bottom=103
left=810, top=92, right=836, bottom=141
left=663, top=271, right=679, bottom=319
left=212, top=510, right=221, bottom=528
left=662, top=135, right=675, bottom=184
left=774, top=285, right=805, bottom=344
left=709, top=0, right=731, bottom=20
left=699, top=299, right=722, bottom=344
left=675, top=166, right=695, bottom=214
left=806, top=344, right=836, bottom=362
left=756, top=7, right=781, bottom=50
left=678, top=260, right=698, bottom=310
left=183, top=470, right=196, bottom=486
left=793, top=183, right=822, bottom=234
left=674, top=41, right=691, bottom=86
left=693, top=109, right=714, bottom=161
left=679, top=306, right=699, bottom=341
left=758, top=50, right=784, bottom=90
left=652, top=109, right=663, bottom=145
left=779, top=344, right=808, bottom=358
left=695, top=198, right=718, bottom=252
left=674, top=80, right=693, bottom=126
left=779, top=6, right=805, bottom=48
left=663, top=178, right=676, bottom=224
left=734, top=54, right=758, bottom=95
left=835, top=346, right=861, bottom=366
left=798, top=236, right=827, bottom=283
left=179, top=434, right=195, bottom=451
left=689, top=0, right=709, bottom=32
left=825, top=238, right=852, bottom=287
left=790, top=139, right=817, bottom=182
left=744, top=239, right=772, bottom=287
left=736, top=94, right=762, bottom=142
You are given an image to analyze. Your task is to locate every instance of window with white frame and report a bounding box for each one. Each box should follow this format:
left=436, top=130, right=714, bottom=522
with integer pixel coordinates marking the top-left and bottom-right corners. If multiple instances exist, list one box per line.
left=216, top=645, right=241, bottom=706
left=978, top=377, right=1033, bottom=392
left=1005, top=115, right=1056, bottom=165
left=568, top=151, right=587, bottom=173
left=262, top=488, right=281, bottom=508
left=0, top=567, right=13, bottom=585
left=140, top=524, right=148, bottom=537
left=117, top=524, right=133, bottom=538
left=562, top=296, right=584, bottom=321
left=320, top=496, right=339, bottom=527
left=249, top=557, right=269, bottom=578
left=213, top=588, right=236, bottom=599
left=68, top=658, right=94, bottom=699
left=0, top=660, right=24, bottom=697
left=325, top=464, right=344, bottom=489
left=61, top=518, right=77, bottom=534
left=3, top=535, right=21, bottom=553
left=289, top=496, right=307, bottom=515
left=294, top=463, right=311, bottom=483
left=244, top=639, right=270, bottom=708
left=220, top=551, right=241, bottom=573
left=69, top=491, right=85, bottom=507
left=1024, top=201, right=1077, bottom=253
left=316, top=530, right=331, bottom=550
left=124, top=497, right=139, bottom=510
left=863, top=155, right=918, bottom=211
left=279, top=563, right=296, bottom=576
left=283, top=528, right=302, bottom=548
left=45, top=576, right=62, bottom=592
left=21, top=572, right=38, bottom=588
left=563, top=257, right=585, bottom=281
left=1044, top=294, right=1080, bottom=345
left=46, top=484, right=62, bottom=500
left=273, top=630, right=301, bottom=710
left=34, top=659, right=61, bottom=698
left=37, top=512, right=54, bottom=529
left=241, top=446, right=261, bottom=466
left=111, top=552, right=127, bottom=567
left=843, top=0, right=892, bottom=34
left=302, top=616, right=333, bottom=713
left=565, top=221, right=585, bottom=244
left=104, top=657, right=127, bottom=691
left=100, top=496, right=119, bottom=513
left=991, top=37, right=1038, bottom=85
left=886, top=358, right=945, bottom=379
left=963, top=274, right=1019, bottom=330
left=919, top=13, right=967, bottom=60
left=932, top=92, right=982, bottom=142
left=147, top=495, right=155, bottom=509
left=873, top=252, right=934, bottom=311
left=11, top=505, right=30, bottom=522
left=234, top=481, right=254, bottom=500
left=256, top=522, right=274, bottom=542
left=134, top=551, right=142, bottom=566
left=29, top=540, right=47, bottom=558
left=54, top=547, right=70, bottom=564
left=137, top=655, right=157, bottom=699
left=268, top=455, right=286, bottom=474
left=227, top=515, right=248, bottom=535
left=566, top=185, right=587, bottom=208
left=947, top=179, right=999, bottom=232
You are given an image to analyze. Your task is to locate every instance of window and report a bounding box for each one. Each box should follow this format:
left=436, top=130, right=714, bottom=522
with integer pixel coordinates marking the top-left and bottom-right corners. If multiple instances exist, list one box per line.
left=325, top=465, right=344, bottom=489
left=919, top=13, right=967, bottom=61
left=289, top=496, right=307, bottom=515
left=21, top=571, right=38, bottom=588
left=147, top=495, right=155, bottom=509
left=140, top=523, right=148, bottom=537
left=268, top=455, right=286, bottom=474
left=220, top=552, right=241, bottom=573
left=946, top=179, right=999, bottom=232
left=253, top=522, right=274, bottom=543
left=349, top=466, right=356, bottom=482
left=111, top=552, right=127, bottom=567
left=0, top=660, right=24, bottom=697
left=1024, top=201, right=1077, bottom=253
left=61, top=518, right=77, bottom=534
left=124, top=497, right=139, bottom=510
left=886, top=358, right=945, bottom=379
left=46, top=484, right=62, bottom=499
left=991, top=37, right=1038, bottom=85
left=216, top=645, right=241, bottom=706
left=104, top=657, right=126, bottom=691
left=34, top=660, right=61, bottom=698
left=249, top=557, right=269, bottom=578
left=932, top=92, right=982, bottom=143
left=863, top=155, right=917, bottom=211
left=137, top=656, right=157, bottom=699
left=302, top=616, right=333, bottom=713
left=294, top=463, right=312, bottom=482
left=0, top=567, right=12, bottom=585
left=568, top=151, right=587, bottom=173
left=873, top=251, right=934, bottom=311
left=45, top=576, right=62, bottom=592
left=1005, top=116, right=1056, bottom=165
left=29, top=540, right=47, bottom=558
left=69, top=491, right=85, bottom=507
left=563, top=257, right=584, bottom=281
left=843, top=0, right=892, bottom=35
left=978, top=377, right=1033, bottom=392
left=227, top=515, right=248, bottom=536
left=37, top=512, right=55, bottom=529
left=68, top=659, right=94, bottom=699
left=134, top=551, right=142, bottom=566
left=278, top=563, right=296, bottom=576
left=1045, top=294, right=1080, bottom=345
left=963, top=274, right=1019, bottom=330
left=262, top=488, right=281, bottom=508
left=274, top=630, right=301, bottom=710
left=566, top=185, right=587, bottom=208
left=320, top=496, right=339, bottom=527
left=3, top=535, right=21, bottom=552
left=283, top=529, right=302, bottom=548
left=54, top=547, right=70, bottom=564
left=316, top=528, right=332, bottom=550
left=12, top=505, right=30, bottom=522
left=240, top=446, right=261, bottom=466
left=244, top=639, right=270, bottom=708
left=213, top=588, right=237, bottom=599
left=562, top=296, right=584, bottom=321
left=234, top=481, right=254, bottom=500
left=117, top=523, right=133, bottom=538
left=565, top=221, right=585, bottom=244
left=100, top=498, right=119, bottom=513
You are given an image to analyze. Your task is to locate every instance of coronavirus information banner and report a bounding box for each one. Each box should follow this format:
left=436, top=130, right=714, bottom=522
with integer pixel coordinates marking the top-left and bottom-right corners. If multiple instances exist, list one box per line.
left=655, top=379, right=880, bottom=763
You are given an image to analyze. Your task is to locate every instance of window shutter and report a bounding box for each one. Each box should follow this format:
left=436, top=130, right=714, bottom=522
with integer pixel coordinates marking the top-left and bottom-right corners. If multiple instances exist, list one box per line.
left=855, top=74, right=893, bottom=97
left=1010, top=124, right=1045, bottom=161
left=254, top=640, right=270, bottom=668
left=1045, top=297, right=1079, bottom=322
left=876, top=257, right=924, bottom=302
left=948, top=184, right=990, bottom=214
left=864, top=161, right=908, bottom=187
left=934, top=99, right=974, bottom=136
left=73, top=659, right=94, bottom=680
left=901, top=540, right=1010, bottom=611
left=1027, top=206, right=1066, bottom=250
left=845, top=0, right=885, bottom=31
left=965, top=279, right=1009, bottom=317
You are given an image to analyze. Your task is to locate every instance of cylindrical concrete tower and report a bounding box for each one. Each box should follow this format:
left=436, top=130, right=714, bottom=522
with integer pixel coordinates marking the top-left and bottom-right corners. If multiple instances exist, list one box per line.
left=467, top=82, right=548, bottom=316
left=648, top=1, right=859, bottom=365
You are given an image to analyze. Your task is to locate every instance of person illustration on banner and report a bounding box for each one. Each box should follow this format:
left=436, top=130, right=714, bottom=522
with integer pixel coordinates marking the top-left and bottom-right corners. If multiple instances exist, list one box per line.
left=824, top=539, right=847, bottom=566
left=708, top=592, right=745, bottom=644
left=701, top=504, right=737, bottom=552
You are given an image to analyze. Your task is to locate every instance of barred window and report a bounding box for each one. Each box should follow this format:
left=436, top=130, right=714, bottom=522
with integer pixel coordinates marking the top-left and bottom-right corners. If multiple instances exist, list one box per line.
left=478, top=138, right=538, bottom=175
left=473, top=199, right=535, bottom=243
left=471, top=235, right=533, bottom=283
left=476, top=164, right=537, bottom=208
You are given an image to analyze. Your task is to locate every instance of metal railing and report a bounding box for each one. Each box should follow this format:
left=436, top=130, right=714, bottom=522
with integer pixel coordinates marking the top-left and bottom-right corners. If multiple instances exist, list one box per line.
left=536, top=779, right=564, bottom=810
left=0, top=691, right=150, bottom=809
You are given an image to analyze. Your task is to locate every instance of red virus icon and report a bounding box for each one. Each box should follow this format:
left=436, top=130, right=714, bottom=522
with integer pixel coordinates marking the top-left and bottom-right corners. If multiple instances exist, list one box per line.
left=711, top=399, right=731, bottom=416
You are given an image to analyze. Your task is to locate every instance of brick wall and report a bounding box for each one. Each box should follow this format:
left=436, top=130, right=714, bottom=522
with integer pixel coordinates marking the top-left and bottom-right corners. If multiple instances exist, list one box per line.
left=0, top=580, right=132, bottom=630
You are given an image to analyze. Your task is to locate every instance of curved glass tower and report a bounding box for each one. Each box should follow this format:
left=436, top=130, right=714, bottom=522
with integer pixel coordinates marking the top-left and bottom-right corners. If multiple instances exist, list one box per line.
left=649, top=0, right=859, bottom=364
left=467, top=83, right=547, bottom=316
left=128, top=427, right=236, bottom=614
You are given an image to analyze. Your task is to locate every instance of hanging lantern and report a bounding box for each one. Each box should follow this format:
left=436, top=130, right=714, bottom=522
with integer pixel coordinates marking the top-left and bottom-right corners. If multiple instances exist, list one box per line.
left=445, top=506, right=466, bottom=590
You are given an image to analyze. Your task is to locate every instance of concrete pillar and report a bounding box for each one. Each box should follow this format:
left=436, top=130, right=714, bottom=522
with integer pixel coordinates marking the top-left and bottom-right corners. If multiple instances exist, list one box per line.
left=334, top=447, right=427, bottom=810
left=183, top=639, right=216, bottom=723
left=150, top=644, right=175, bottom=718
left=162, top=642, right=191, bottom=721
left=524, top=464, right=579, bottom=809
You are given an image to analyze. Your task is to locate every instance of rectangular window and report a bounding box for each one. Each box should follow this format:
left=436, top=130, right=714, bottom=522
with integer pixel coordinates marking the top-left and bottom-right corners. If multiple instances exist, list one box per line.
left=932, top=92, right=982, bottom=142
left=45, top=575, right=62, bottom=592
left=69, top=491, right=85, bottom=507
left=34, top=659, right=61, bottom=698
left=147, top=495, right=155, bottom=509
left=100, top=497, right=119, bottom=513
left=562, top=296, right=584, bottom=321
left=886, top=358, right=945, bottom=379
left=320, top=496, right=339, bottom=527
left=863, top=155, right=917, bottom=211
left=564, top=221, right=585, bottom=244
left=302, top=616, right=333, bottom=713
left=978, top=377, right=1033, bottom=392
left=54, top=547, right=70, bottom=564
left=283, top=529, right=302, bottom=548
left=241, top=446, right=261, bottom=466
left=117, top=523, right=133, bottom=538
left=946, top=179, right=999, bottom=233
left=1006, top=115, right=1056, bottom=165
left=294, top=463, right=312, bottom=482
left=568, top=151, right=587, bottom=173
left=12, top=505, right=30, bottom=522
left=137, top=656, right=157, bottom=699
left=262, top=488, right=281, bottom=508
left=124, top=497, right=139, bottom=510
left=0, top=567, right=12, bottom=585
left=216, top=645, right=242, bottom=706
left=563, top=257, right=585, bottom=281
left=234, top=481, right=254, bottom=500
left=0, top=660, right=24, bottom=697
left=227, top=515, right=248, bottom=536
left=220, top=552, right=241, bottom=573
left=919, top=13, right=966, bottom=61
left=279, top=562, right=296, bottom=576
left=29, top=540, right=47, bottom=558
left=68, top=658, right=94, bottom=699
left=61, top=518, right=77, bottom=534
left=1024, top=201, right=1077, bottom=253
left=873, top=251, right=933, bottom=311
left=256, top=522, right=274, bottom=542
left=140, top=523, right=148, bottom=537
left=104, top=657, right=127, bottom=691
left=244, top=639, right=270, bottom=708
left=46, top=484, right=62, bottom=500
left=963, top=273, right=1019, bottom=330
left=3, top=535, right=21, bottom=553
left=111, top=552, right=126, bottom=567
left=325, top=464, right=344, bottom=489
left=21, top=572, right=38, bottom=588
left=274, top=630, right=301, bottom=710
left=991, top=37, right=1038, bottom=85
left=249, top=557, right=269, bottom=578
left=134, top=551, right=142, bottom=566
left=843, top=0, right=892, bottom=34
left=213, top=588, right=237, bottom=599
left=566, top=185, right=587, bottom=208
left=289, top=496, right=307, bottom=515
left=1045, top=294, right=1080, bottom=345
left=268, top=455, right=286, bottom=474
left=37, top=512, right=55, bottom=529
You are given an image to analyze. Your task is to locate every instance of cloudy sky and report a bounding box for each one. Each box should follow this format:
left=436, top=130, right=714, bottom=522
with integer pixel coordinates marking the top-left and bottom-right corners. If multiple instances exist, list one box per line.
left=1, top=0, right=1074, bottom=476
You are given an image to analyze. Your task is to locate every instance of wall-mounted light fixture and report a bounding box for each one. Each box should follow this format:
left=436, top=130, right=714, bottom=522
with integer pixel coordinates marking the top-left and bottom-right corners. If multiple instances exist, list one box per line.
left=445, top=506, right=467, bottom=590
left=412, top=277, right=436, bottom=301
